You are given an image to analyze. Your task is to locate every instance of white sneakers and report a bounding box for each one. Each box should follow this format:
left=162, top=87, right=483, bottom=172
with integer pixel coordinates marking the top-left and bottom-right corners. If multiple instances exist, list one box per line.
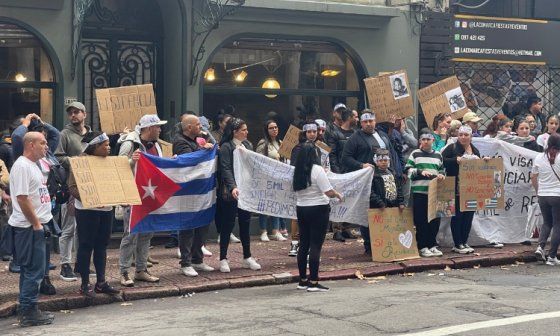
left=193, top=263, right=215, bottom=272
left=546, top=257, right=560, bottom=266
left=429, top=246, right=443, bottom=257
left=181, top=266, right=198, bottom=277
left=535, top=246, right=547, bottom=262
left=419, top=247, right=443, bottom=257
left=217, top=233, right=241, bottom=243
left=243, top=257, right=262, bottom=270
left=260, top=232, right=270, bottom=242
left=219, top=259, right=231, bottom=273
left=271, top=232, right=287, bottom=241
left=202, top=246, right=213, bottom=256
left=452, top=244, right=474, bottom=254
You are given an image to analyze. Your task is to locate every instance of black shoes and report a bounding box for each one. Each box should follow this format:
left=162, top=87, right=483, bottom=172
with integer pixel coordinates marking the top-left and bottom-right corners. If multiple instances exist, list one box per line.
left=333, top=232, right=346, bottom=242
left=307, top=282, right=329, bottom=292
left=297, top=279, right=309, bottom=290
left=19, top=308, right=54, bottom=327
left=95, top=282, right=120, bottom=295
left=80, top=284, right=96, bottom=299
left=8, top=261, right=20, bottom=273
left=60, top=263, right=78, bottom=281
left=341, top=230, right=357, bottom=239
left=39, top=276, right=56, bottom=295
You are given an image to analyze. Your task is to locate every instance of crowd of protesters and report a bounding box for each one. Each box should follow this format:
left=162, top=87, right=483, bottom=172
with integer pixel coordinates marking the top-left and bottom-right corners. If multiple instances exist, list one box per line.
left=0, top=92, right=558, bottom=326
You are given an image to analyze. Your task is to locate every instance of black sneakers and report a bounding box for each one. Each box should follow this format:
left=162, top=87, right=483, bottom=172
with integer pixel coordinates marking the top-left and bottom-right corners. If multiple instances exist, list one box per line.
left=307, top=282, right=329, bottom=292
left=80, top=284, right=96, bottom=299
left=60, top=263, right=77, bottom=281
left=333, top=232, right=346, bottom=242
left=297, top=279, right=309, bottom=290
left=19, top=308, right=54, bottom=327
left=95, top=282, right=120, bottom=295
left=288, top=242, right=299, bottom=257
left=39, top=276, right=56, bottom=295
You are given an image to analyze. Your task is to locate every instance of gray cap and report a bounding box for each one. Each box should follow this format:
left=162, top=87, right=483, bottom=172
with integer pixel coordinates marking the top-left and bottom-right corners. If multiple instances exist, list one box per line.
left=66, top=101, right=86, bottom=112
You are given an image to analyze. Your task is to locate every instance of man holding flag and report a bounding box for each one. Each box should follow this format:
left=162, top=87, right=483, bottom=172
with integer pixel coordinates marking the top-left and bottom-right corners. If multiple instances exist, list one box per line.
left=172, top=114, right=215, bottom=277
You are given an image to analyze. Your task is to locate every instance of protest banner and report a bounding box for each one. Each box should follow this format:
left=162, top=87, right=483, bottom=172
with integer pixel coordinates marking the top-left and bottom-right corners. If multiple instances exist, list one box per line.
left=368, top=208, right=420, bottom=263
left=95, top=84, right=157, bottom=135
left=363, top=70, right=414, bottom=122
left=158, top=139, right=173, bottom=158
left=278, top=125, right=301, bottom=160
left=427, top=177, right=456, bottom=222
left=417, top=76, right=469, bottom=129
left=438, top=138, right=538, bottom=245
left=458, top=158, right=504, bottom=211
left=233, top=148, right=372, bottom=225
left=69, top=156, right=141, bottom=209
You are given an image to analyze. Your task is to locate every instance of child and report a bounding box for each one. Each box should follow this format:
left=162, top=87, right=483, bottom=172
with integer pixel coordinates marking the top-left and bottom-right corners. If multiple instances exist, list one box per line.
left=536, top=115, right=560, bottom=150
left=362, top=149, right=405, bottom=255
left=405, top=129, right=446, bottom=258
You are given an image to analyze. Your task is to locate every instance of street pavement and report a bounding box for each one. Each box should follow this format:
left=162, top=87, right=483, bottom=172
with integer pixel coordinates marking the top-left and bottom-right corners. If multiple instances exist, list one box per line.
left=1, top=262, right=559, bottom=335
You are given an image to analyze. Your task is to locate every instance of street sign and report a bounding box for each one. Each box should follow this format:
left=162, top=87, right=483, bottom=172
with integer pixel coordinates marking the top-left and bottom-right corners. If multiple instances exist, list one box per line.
left=451, top=14, right=560, bottom=65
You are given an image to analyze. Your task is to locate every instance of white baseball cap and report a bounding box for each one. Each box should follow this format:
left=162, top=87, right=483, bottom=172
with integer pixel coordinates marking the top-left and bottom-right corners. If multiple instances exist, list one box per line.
left=135, top=114, right=167, bottom=133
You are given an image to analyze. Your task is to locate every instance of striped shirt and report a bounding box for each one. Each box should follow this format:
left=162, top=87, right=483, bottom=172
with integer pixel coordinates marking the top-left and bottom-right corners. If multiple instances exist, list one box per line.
left=405, top=149, right=445, bottom=194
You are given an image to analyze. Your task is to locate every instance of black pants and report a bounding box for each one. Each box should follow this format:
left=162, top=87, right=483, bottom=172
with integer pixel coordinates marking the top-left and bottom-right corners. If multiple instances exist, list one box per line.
left=76, top=209, right=112, bottom=284
left=538, top=196, right=560, bottom=258
left=412, top=193, right=441, bottom=249
left=215, top=196, right=225, bottom=234
left=296, top=204, right=330, bottom=281
left=179, top=225, right=209, bottom=267
left=219, top=199, right=251, bottom=260
left=450, top=195, right=475, bottom=247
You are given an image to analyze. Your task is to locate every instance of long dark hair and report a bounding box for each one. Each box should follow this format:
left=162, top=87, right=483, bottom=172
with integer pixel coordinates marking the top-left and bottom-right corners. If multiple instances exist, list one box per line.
left=220, top=117, right=246, bottom=145
left=293, top=142, right=320, bottom=191
left=483, top=114, right=509, bottom=137
left=432, top=112, right=451, bottom=131
left=546, top=133, right=560, bottom=164
left=214, top=113, right=232, bottom=131
left=261, top=120, right=278, bottom=158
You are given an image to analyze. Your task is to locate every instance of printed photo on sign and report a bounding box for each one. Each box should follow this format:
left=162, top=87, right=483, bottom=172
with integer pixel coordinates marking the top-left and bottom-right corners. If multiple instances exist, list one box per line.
left=389, top=73, right=409, bottom=100
left=445, top=87, right=466, bottom=113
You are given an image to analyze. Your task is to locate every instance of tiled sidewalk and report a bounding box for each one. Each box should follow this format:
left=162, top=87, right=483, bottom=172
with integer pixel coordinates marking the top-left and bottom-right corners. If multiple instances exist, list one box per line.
left=0, top=235, right=537, bottom=317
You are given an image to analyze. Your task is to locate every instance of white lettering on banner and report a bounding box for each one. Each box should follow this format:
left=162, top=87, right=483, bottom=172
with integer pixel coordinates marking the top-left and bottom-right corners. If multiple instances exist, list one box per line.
left=438, top=138, right=538, bottom=245
left=233, top=148, right=373, bottom=226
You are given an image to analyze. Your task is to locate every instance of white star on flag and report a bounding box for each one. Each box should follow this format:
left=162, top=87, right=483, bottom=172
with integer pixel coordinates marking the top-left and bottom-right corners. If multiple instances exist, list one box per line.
left=142, top=179, right=158, bottom=200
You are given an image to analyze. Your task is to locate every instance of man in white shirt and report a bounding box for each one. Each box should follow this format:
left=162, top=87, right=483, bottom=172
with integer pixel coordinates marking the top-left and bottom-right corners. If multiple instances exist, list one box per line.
left=9, top=132, right=54, bottom=327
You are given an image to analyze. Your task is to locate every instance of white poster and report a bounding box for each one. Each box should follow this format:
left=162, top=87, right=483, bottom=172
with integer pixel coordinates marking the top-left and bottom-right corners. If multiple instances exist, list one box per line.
left=438, top=137, right=539, bottom=245
left=233, top=148, right=373, bottom=226
left=445, top=87, right=467, bottom=113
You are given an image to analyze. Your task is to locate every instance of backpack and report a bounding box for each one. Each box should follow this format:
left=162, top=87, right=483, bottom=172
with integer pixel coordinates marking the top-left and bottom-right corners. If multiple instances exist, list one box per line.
left=47, top=163, right=69, bottom=205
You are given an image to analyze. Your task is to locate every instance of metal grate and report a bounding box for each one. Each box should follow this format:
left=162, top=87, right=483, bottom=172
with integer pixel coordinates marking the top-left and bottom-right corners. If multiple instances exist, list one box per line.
left=453, top=62, right=559, bottom=130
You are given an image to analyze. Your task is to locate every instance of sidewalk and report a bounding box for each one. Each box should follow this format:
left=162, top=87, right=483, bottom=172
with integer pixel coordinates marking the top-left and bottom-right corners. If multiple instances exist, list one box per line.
left=0, top=234, right=537, bottom=318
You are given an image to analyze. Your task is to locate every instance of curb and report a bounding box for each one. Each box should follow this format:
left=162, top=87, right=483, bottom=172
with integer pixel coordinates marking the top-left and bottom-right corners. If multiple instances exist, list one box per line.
left=0, top=252, right=538, bottom=318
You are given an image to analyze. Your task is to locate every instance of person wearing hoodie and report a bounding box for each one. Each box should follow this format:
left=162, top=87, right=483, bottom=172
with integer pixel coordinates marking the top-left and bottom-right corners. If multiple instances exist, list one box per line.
left=54, top=102, right=91, bottom=282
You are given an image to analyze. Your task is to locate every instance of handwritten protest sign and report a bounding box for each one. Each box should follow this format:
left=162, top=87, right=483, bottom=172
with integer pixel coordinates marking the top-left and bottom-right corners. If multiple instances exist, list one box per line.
left=69, top=156, right=141, bottom=209
left=363, top=70, right=414, bottom=122
left=158, top=140, right=173, bottom=158
left=458, top=158, right=504, bottom=212
left=233, top=148, right=372, bottom=225
left=368, top=208, right=419, bottom=263
left=278, top=125, right=300, bottom=160
left=95, top=84, right=157, bottom=135
left=417, top=76, right=469, bottom=129
left=427, top=177, right=456, bottom=222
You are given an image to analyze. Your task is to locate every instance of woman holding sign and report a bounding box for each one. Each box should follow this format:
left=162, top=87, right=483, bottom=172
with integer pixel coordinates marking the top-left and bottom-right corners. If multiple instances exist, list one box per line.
left=68, top=131, right=119, bottom=297
left=442, top=125, right=482, bottom=254
left=293, top=142, right=343, bottom=292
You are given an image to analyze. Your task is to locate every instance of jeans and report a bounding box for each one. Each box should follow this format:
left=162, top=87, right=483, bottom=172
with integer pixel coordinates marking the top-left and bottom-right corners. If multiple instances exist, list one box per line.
left=179, top=225, right=209, bottom=267
left=450, top=195, right=475, bottom=247
left=118, top=206, right=153, bottom=274
left=219, top=199, right=251, bottom=260
left=14, top=227, right=46, bottom=312
left=296, top=204, right=330, bottom=281
left=538, top=196, right=560, bottom=258
left=76, top=209, right=112, bottom=284
left=412, top=193, right=441, bottom=249
left=58, top=202, right=77, bottom=265
left=258, top=215, right=281, bottom=231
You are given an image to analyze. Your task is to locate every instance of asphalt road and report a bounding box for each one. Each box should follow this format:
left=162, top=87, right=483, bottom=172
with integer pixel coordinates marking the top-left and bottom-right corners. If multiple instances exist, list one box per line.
left=2, top=262, right=560, bottom=336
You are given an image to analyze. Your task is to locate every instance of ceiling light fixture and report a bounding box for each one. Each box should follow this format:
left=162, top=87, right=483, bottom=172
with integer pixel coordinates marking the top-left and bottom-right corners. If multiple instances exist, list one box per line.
left=15, top=73, right=27, bottom=82
left=234, top=70, right=247, bottom=82
left=204, top=68, right=216, bottom=81
left=262, top=78, right=280, bottom=98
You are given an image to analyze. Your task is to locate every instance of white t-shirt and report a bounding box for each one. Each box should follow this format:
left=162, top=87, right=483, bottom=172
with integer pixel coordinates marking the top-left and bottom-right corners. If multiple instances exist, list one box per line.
left=531, top=152, right=560, bottom=197
left=537, top=133, right=550, bottom=150
left=295, top=165, right=333, bottom=207
left=9, top=156, right=53, bottom=228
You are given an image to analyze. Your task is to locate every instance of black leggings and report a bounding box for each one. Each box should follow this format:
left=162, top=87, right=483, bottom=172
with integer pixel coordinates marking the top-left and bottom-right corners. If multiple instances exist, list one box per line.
left=219, top=199, right=251, bottom=260
left=538, top=196, right=560, bottom=258
left=450, top=195, right=475, bottom=247
left=296, top=204, right=330, bottom=281
left=75, top=209, right=112, bottom=285
left=412, top=193, right=441, bottom=249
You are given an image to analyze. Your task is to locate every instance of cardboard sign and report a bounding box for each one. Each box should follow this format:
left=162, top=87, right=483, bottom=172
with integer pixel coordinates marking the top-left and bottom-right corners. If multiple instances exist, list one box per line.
left=95, top=84, right=157, bottom=135
left=158, top=140, right=173, bottom=158
left=277, top=125, right=332, bottom=161
left=316, top=140, right=331, bottom=154
left=427, top=177, right=456, bottom=222
left=368, top=208, right=420, bottom=262
left=458, top=158, right=504, bottom=211
left=417, top=76, right=469, bottom=129
left=363, top=70, right=415, bottom=123
left=69, top=156, right=142, bottom=209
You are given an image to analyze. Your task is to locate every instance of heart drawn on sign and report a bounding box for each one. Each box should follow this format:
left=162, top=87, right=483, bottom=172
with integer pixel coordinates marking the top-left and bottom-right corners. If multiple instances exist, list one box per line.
left=398, top=230, right=413, bottom=249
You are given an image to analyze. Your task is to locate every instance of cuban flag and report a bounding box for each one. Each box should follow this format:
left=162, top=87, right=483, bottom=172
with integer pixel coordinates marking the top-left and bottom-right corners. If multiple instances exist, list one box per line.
left=129, top=146, right=217, bottom=233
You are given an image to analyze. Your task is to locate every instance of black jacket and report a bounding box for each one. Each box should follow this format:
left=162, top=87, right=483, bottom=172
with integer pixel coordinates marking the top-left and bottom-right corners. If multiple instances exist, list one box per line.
left=341, top=129, right=396, bottom=173
left=172, top=133, right=199, bottom=155
left=523, top=140, right=543, bottom=152
left=218, top=140, right=253, bottom=197
left=325, top=123, right=353, bottom=173
left=370, top=167, right=404, bottom=209
left=441, top=142, right=481, bottom=194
